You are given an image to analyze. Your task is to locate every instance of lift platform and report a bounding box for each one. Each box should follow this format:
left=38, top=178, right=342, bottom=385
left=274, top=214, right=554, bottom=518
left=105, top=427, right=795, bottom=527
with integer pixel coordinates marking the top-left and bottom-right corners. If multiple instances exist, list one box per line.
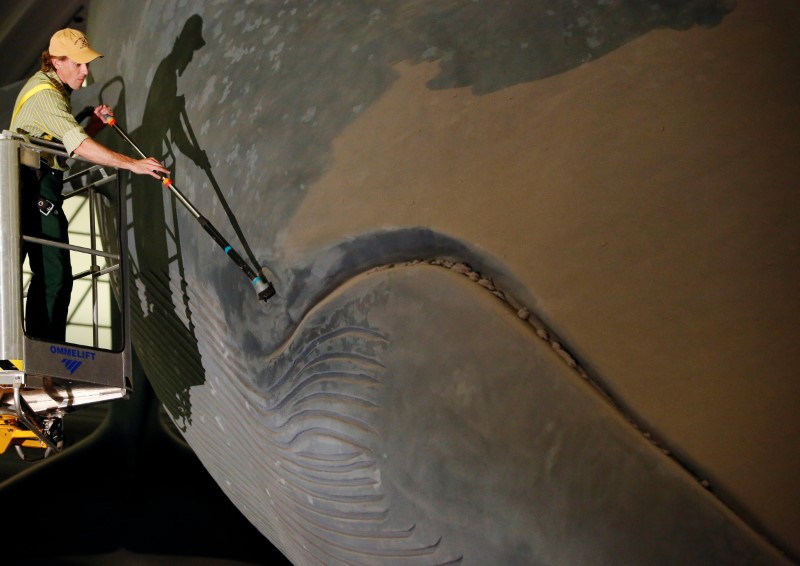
left=0, top=131, right=131, bottom=458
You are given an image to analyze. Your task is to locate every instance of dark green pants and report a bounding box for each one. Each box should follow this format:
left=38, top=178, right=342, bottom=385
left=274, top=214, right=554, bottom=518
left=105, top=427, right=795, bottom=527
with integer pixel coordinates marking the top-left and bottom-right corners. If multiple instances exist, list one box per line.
left=21, top=166, right=72, bottom=342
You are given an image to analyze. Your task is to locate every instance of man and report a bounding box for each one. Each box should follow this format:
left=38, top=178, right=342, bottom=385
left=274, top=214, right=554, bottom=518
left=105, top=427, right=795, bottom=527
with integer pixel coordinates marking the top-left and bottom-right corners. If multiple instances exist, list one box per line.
left=10, top=28, right=169, bottom=342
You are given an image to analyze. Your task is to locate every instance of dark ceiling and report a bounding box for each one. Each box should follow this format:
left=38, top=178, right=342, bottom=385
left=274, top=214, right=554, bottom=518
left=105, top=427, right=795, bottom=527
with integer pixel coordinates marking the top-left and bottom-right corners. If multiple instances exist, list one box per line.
left=0, top=0, right=89, bottom=88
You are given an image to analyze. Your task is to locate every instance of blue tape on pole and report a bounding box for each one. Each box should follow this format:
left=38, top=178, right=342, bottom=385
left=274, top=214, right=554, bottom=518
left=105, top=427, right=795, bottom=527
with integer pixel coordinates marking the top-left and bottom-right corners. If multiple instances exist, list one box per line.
left=252, top=277, right=261, bottom=286
left=224, top=245, right=232, bottom=254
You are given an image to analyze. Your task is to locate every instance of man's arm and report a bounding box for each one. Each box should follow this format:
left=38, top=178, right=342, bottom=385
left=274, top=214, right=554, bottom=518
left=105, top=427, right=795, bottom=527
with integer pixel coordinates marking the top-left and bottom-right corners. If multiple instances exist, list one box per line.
left=73, top=137, right=169, bottom=179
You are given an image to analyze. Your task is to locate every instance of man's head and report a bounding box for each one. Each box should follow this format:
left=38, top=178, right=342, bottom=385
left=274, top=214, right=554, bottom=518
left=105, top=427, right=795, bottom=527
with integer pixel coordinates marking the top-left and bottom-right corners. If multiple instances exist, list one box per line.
left=175, top=15, right=206, bottom=76
left=49, top=29, right=102, bottom=64
left=41, top=29, right=103, bottom=90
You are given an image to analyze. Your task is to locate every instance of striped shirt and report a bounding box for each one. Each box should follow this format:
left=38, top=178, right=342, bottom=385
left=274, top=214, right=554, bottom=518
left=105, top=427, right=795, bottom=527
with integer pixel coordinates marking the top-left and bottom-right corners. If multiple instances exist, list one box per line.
left=10, top=70, right=89, bottom=169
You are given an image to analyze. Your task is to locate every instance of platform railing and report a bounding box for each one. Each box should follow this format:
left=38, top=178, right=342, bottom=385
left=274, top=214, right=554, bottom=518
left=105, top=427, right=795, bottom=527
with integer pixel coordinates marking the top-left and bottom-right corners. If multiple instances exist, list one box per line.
left=7, top=131, right=121, bottom=350
left=0, top=132, right=132, bottom=456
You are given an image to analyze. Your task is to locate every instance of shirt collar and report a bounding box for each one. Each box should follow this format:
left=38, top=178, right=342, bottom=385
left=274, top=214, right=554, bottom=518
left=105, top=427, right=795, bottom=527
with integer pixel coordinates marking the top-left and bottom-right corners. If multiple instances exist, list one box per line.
left=43, top=69, right=71, bottom=94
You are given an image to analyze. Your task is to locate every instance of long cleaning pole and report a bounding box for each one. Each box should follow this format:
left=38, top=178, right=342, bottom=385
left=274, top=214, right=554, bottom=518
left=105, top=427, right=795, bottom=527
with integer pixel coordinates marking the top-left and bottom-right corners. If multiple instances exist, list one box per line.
left=104, top=116, right=275, bottom=302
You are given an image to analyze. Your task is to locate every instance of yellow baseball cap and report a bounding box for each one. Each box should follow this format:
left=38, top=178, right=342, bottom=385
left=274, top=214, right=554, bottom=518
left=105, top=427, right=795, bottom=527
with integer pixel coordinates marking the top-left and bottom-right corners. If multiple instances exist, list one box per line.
left=49, top=29, right=103, bottom=64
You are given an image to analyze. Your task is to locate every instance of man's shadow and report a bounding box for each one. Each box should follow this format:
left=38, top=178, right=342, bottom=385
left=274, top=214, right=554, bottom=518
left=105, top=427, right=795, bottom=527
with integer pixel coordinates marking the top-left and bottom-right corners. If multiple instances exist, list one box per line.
left=104, top=14, right=263, bottom=425
left=115, top=14, right=209, bottom=430
left=103, top=14, right=284, bottom=555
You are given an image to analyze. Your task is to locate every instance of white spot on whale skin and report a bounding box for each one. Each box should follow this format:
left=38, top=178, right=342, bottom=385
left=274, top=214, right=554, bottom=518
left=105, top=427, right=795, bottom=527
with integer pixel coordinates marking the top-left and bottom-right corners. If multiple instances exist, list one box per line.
left=300, top=106, right=317, bottom=123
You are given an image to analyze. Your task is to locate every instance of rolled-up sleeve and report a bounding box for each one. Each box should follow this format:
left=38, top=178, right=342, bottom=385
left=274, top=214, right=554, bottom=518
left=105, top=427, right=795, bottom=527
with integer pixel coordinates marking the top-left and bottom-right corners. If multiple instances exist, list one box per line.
left=62, top=125, right=90, bottom=155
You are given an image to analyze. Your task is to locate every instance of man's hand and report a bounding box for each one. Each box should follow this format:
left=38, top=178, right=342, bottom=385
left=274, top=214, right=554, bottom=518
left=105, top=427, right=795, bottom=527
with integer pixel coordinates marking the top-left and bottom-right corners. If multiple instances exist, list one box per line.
left=194, top=148, right=212, bottom=170
left=83, top=103, right=115, bottom=138
left=129, top=157, right=170, bottom=180
left=94, top=104, right=114, bottom=124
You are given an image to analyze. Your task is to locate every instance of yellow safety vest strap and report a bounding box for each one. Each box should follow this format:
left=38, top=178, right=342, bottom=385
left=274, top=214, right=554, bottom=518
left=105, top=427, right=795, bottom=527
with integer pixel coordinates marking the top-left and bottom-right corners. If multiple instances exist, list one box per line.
left=11, top=83, right=58, bottom=123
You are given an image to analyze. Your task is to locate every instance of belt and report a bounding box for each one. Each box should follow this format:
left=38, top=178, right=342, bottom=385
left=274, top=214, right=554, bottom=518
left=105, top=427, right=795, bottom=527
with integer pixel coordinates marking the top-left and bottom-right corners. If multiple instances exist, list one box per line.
left=35, top=165, right=65, bottom=181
